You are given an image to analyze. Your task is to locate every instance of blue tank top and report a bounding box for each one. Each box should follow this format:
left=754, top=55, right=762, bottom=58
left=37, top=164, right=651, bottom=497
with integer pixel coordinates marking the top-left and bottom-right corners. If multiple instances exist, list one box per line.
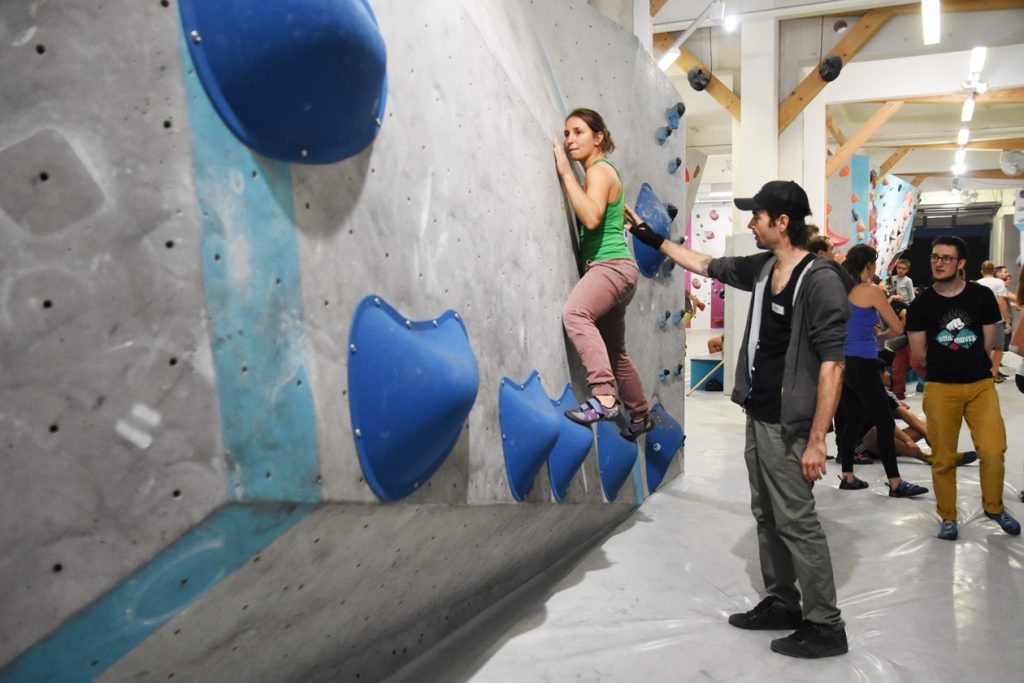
left=845, top=303, right=879, bottom=359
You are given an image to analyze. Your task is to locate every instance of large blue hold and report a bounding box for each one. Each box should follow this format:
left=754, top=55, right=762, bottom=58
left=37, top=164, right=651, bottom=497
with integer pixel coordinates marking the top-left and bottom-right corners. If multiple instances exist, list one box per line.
left=547, top=385, right=595, bottom=502
left=347, top=296, right=479, bottom=500
left=644, top=403, right=684, bottom=493
left=595, top=421, right=638, bottom=502
left=499, top=371, right=561, bottom=501
left=632, top=183, right=673, bottom=278
left=178, top=0, right=387, bottom=164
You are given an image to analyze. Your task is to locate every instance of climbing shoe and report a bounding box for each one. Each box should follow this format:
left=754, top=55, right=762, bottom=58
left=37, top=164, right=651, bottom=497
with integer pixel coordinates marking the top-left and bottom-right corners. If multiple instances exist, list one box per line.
left=565, top=397, right=620, bottom=425
left=984, top=510, right=1021, bottom=536
left=937, top=519, right=958, bottom=541
left=888, top=480, right=929, bottom=498
left=620, top=414, right=656, bottom=442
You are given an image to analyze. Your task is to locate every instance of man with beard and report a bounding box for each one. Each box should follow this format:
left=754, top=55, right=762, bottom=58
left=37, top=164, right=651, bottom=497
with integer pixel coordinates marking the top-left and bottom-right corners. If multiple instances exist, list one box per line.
left=906, top=237, right=1020, bottom=540
left=626, top=180, right=850, bottom=659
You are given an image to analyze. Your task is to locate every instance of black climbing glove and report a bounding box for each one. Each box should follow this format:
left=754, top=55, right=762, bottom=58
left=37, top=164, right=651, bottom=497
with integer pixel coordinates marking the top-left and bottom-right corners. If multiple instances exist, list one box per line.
left=629, top=221, right=665, bottom=250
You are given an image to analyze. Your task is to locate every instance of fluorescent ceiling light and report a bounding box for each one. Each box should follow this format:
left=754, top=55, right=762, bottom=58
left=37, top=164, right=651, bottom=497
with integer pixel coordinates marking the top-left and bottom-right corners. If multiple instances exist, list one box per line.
left=961, top=96, right=975, bottom=122
left=708, top=190, right=733, bottom=198
left=968, top=46, right=987, bottom=75
left=957, top=127, right=969, bottom=145
left=954, top=148, right=966, bottom=164
left=723, top=15, right=738, bottom=32
left=658, top=47, right=681, bottom=70
left=922, top=0, right=941, bottom=46
left=951, top=162, right=966, bottom=176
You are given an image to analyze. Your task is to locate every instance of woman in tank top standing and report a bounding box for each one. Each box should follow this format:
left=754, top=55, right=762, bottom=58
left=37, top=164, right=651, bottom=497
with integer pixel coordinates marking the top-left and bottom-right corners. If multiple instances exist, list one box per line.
left=551, top=108, right=652, bottom=440
left=838, top=244, right=928, bottom=497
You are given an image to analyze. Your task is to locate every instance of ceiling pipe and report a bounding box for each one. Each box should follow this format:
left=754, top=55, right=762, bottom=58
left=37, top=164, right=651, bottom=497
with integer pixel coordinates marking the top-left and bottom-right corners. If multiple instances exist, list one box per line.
left=657, top=0, right=725, bottom=70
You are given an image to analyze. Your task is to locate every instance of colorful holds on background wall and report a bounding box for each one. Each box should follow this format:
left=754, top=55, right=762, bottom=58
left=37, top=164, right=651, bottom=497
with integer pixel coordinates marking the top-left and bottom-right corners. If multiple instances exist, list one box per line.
left=178, top=0, right=388, bottom=163
left=668, top=157, right=682, bottom=174
left=548, top=385, right=595, bottom=502
left=656, top=126, right=673, bottom=145
left=347, top=295, right=479, bottom=500
left=499, top=371, right=561, bottom=501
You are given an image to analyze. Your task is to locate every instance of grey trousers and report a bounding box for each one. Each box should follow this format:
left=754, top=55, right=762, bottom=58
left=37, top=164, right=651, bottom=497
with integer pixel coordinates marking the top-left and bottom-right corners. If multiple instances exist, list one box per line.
left=744, top=417, right=844, bottom=629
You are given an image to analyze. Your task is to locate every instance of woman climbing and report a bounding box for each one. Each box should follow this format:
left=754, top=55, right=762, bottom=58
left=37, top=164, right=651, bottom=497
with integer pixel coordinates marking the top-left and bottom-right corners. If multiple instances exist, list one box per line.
left=551, top=108, right=653, bottom=440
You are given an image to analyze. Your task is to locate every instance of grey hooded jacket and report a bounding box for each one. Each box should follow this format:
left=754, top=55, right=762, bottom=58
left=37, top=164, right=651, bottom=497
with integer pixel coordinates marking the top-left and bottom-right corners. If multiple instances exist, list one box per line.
left=708, top=252, right=852, bottom=439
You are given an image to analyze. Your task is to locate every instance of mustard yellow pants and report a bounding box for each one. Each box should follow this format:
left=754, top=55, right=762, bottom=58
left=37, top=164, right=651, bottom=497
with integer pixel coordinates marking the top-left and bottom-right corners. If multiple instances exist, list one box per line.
left=922, top=378, right=1007, bottom=521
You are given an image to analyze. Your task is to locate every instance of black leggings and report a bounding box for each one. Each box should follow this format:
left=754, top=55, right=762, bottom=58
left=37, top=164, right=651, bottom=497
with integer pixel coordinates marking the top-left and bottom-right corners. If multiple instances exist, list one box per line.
left=839, top=356, right=900, bottom=479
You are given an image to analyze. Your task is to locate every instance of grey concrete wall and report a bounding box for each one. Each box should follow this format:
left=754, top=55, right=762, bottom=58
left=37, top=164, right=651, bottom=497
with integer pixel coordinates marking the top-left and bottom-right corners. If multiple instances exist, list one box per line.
left=1, top=1, right=690, bottom=680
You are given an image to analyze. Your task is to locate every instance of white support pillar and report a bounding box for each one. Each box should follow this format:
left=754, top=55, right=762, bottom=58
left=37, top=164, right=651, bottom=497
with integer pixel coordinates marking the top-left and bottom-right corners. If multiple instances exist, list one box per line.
left=800, top=88, right=827, bottom=228
left=724, top=16, right=779, bottom=394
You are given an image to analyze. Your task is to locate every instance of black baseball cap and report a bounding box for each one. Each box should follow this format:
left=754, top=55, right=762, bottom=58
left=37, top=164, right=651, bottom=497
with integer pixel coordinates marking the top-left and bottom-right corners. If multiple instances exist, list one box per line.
left=734, top=180, right=811, bottom=219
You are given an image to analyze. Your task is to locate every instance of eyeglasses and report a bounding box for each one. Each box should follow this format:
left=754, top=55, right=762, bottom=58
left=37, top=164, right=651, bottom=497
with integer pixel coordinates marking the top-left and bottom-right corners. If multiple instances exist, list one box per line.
left=930, top=254, right=959, bottom=264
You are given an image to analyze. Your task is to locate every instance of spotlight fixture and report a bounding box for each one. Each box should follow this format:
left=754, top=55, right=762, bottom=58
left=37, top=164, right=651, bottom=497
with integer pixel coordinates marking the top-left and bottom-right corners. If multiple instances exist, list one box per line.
left=723, top=14, right=738, bottom=32
left=961, top=96, right=975, bottom=122
left=968, top=46, right=987, bottom=76
left=818, top=55, right=843, bottom=82
left=951, top=162, right=966, bottom=176
left=833, top=19, right=848, bottom=33
left=688, top=67, right=711, bottom=91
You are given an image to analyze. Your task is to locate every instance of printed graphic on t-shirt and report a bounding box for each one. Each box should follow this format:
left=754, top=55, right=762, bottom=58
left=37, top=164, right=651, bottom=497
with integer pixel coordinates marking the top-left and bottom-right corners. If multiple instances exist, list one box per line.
left=934, top=309, right=979, bottom=351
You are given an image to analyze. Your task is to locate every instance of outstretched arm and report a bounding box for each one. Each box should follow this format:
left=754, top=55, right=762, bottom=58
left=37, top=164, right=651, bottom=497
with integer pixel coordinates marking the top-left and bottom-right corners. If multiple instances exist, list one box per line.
left=624, top=205, right=711, bottom=276
left=802, top=360, right=843, bottom=481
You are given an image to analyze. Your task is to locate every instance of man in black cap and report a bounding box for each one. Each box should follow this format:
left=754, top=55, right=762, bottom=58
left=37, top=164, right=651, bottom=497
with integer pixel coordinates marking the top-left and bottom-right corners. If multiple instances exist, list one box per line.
left=626, top=180, right=851, bottom=659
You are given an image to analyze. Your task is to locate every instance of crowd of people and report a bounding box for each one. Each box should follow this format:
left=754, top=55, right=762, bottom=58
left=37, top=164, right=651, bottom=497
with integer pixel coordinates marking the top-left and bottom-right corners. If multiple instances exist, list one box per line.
left=551, top=108, right=1022, bottom=661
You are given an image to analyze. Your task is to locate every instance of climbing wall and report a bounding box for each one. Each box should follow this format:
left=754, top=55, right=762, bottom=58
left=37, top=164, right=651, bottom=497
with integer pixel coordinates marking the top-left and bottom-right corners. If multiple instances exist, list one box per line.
left=0, top=1, right=688, bottom=681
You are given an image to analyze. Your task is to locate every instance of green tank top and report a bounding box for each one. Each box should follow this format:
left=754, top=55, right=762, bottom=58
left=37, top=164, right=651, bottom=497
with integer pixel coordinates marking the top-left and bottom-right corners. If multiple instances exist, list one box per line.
left=578, top=159, right=632, bottom=264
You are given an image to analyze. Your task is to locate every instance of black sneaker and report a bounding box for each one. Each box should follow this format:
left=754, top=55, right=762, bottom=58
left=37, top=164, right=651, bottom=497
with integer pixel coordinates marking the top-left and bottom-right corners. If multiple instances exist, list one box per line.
left=770, top=620, right=849, bottom=658
left=728, top=596, right=802, bottom=630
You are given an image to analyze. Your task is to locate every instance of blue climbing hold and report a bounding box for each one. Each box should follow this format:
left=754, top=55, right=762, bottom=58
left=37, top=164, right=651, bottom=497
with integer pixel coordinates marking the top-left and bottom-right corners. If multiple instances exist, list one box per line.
left=645, top=403, right=684, bottom=493
left=499, top=371, right=561, bottom=501
left=178, top=0, right=387, bottom=163
left=347, top=295, right=478, bottom=500
left=632, top=183, right=673, bottom=278
left=548, top=384, right=594, bottom=502
left=666, top=102, right=686, bottom=130
left=656, top=126, right=673, bottom=145
left=668, top=157, right=682, bottom=174
left=595, top=421, right=638, bottom=502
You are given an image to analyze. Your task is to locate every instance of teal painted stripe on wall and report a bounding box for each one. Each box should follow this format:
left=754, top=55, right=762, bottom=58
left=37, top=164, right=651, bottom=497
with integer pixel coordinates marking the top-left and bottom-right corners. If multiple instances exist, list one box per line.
left=1, top=26, right=324, bottom=681
left=183, top=37, right=321, bottom=502
left=0, top=504, right=314, bottom=682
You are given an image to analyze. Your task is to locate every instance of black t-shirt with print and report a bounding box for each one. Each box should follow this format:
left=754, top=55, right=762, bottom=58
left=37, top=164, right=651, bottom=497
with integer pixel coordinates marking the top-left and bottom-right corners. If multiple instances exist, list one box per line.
left=905, top=282, right=1001, bottom=383
left=746, top=254, right=815, bottom=423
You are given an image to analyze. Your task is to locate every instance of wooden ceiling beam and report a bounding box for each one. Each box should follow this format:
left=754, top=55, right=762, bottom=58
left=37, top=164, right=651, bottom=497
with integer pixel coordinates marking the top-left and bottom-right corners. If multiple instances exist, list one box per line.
left=904, top=169, right=1023, bottom=180
left=654, top=34, right=742, bottom=121
left=778, top=7, right=894, bottom=134
left=910, top=174, right=928, bottom=187
left=650, top=0, right=670, bottom=17
left=825, top=101, right=904, bottom=178
left=879, top=87, right=1024, bottom=105
left=905, top=137, right=1024, bottom=151
left=879, top=146, right=914, bottom=176
left=826, top=110, right=848, bottom=146
left=885, top=0, right=1024, bottom=14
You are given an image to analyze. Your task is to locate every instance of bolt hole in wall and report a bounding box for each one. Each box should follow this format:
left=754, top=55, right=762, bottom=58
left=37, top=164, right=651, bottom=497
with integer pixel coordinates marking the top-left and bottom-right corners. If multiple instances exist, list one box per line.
left=35, top=44, right=45, bottom=54
left=165, top=240, right=175, bottom=248
left=42, top=299, right=53, bottom=308
left=38, top=171, right=49, bottom=181
left=163, top=119, right=172, bottom=129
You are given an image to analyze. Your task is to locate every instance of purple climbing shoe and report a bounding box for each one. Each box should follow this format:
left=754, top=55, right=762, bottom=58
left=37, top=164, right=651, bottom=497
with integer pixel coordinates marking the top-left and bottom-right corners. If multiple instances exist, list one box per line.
left=565, top=397, right=620, bottom=426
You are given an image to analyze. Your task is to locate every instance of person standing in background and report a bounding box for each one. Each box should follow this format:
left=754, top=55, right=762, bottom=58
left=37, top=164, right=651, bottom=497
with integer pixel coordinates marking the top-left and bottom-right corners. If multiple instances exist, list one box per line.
left=977, top=260, right=1011, bottom=382
left=907, top=238, right=1019, bottom=541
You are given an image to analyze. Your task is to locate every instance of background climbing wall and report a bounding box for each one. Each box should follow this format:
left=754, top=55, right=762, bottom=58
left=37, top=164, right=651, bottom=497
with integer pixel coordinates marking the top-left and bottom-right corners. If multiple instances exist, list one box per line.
left=684, top=201, right=729, bottom=330
left=0, top=1, right=688, bottom=681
